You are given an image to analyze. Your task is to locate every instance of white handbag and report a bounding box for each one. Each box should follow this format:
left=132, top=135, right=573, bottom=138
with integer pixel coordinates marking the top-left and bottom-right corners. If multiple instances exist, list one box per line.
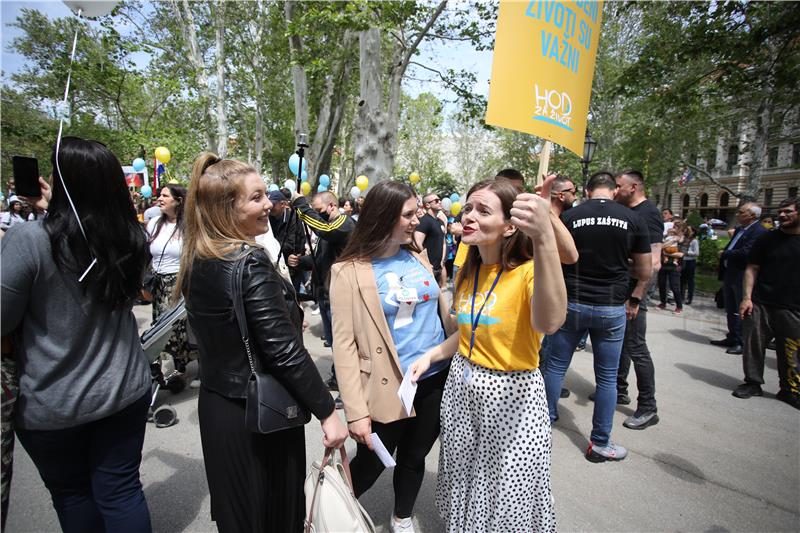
left=304, top=447, right=376, bottom=533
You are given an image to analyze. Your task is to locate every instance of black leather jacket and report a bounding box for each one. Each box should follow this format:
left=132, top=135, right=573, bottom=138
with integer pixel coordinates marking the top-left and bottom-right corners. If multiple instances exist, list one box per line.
left=186, top=245, right=334, bottom=420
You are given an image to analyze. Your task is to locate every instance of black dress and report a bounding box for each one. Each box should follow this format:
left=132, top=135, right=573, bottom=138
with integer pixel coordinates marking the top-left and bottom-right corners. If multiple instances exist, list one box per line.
left=186, top=248, right=335, bottom=533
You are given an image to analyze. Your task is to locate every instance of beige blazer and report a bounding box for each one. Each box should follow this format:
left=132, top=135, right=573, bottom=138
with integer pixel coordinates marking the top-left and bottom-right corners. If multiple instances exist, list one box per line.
left=330, top=251, right=456, bottom=424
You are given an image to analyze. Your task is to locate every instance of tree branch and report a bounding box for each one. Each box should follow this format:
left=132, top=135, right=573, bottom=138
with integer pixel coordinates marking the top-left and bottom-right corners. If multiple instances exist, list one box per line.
left=680, top=161, right=740, bottom=198
left=399, top=1, right=447, bottom=77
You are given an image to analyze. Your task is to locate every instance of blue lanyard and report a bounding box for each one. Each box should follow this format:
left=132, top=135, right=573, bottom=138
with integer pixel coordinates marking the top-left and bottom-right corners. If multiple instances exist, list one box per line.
left=469, top=265, right=503, bottom=357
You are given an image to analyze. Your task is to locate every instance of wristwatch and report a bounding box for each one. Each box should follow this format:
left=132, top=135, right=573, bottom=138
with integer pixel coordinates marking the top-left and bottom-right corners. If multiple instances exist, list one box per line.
left=628, top=296, right=641, bottom=305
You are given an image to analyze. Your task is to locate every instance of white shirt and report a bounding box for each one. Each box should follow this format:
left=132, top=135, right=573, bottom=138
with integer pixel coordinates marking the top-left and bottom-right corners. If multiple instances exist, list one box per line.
left=147, top=217, right=182, bottom=274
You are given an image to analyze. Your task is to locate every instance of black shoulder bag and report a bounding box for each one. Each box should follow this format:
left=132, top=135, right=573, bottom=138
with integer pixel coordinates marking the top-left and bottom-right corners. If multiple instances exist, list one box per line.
left=231, top=248, right=311, bottom=434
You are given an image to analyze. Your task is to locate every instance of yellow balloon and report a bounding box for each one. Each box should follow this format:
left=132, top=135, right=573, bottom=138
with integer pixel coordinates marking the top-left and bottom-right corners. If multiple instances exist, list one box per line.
left=300, top=181, right=312, bottom=195
left=155, top=146, right=171, bottom=164
left=409, top=172, right=420, bottom=184
left=356, top=175, right=369, bottom=191
left=450, top=201, right=462, bottom=216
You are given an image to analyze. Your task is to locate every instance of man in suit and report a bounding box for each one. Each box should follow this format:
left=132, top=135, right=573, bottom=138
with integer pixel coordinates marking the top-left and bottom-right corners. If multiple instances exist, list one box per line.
left=711, top=202, right=767, bottom=354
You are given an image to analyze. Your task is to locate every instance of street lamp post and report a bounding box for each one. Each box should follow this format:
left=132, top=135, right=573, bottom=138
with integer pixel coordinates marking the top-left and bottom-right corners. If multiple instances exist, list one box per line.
left=580, top=130, right=597, bottom=196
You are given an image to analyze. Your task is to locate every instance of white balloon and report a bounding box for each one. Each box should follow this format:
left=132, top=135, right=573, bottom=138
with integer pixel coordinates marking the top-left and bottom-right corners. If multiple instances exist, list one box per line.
left=350, top=186, right=362, bottom=198
left=63, top=0, right=119, bottom=18
left=442, top=198, right=452, bottom=211
left=284, top=179, right=297, bottom=192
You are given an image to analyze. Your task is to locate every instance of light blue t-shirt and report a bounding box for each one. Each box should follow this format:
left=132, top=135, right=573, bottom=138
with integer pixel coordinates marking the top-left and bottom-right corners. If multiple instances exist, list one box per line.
left=371, top=249, right=447, bottom=380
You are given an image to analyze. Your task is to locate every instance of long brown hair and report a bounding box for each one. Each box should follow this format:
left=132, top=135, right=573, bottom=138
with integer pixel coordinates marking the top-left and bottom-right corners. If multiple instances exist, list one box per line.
left=456, top=179, right=533, bottom=294
left=174, top=152, right=258, bottom=301
left=337, top=180, right=422, bottom=262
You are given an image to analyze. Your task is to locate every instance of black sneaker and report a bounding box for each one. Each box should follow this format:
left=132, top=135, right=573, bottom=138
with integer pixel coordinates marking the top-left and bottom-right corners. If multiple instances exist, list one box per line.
left=732, top=383, right=763, bottom=399
left=560, top=388, right=571, bottom=398
left=326, top=375, right=339, bottom=392
left=334, top=395, right=344, bottom=410
left=623, top=411, right=659, bottom=430
left=588, top=392, right=631, bottom=405
left=775, top=390, right=800, bottom=410
left=710, top=338, right=736, bottom=347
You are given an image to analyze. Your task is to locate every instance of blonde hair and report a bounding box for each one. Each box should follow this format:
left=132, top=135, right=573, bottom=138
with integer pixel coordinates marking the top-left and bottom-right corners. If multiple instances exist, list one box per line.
left=174, top=152, right=259, bottom=301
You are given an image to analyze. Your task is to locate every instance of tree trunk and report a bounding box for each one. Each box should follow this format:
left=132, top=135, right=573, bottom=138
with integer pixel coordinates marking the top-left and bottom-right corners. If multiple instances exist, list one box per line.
left=176, top=0, right=217, bottom=154
left=353, top=1, right=447, bottom=186
left=285, top=1, right=309, bottom=151
left=742, top=96, right=773, bottom=204
left=309, top=31, right=356, bottom=185
left=214, top=0, right=229, bottom=158
left=353, top=28, right=394, bottom=185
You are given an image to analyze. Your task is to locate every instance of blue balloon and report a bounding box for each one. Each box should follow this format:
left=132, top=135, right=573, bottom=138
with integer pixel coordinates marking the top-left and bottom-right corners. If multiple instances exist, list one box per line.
left=319, top=174, right=330, bottom=187
left=317, top=184, right=328, bottom=193
left=300, top=170, right=308, bottom=182
left=269, top=184, right=279, bottom=192
left=132, top=158, right=146, bottom=172
left=288, top=153, right=300, bottom=176
left=140, top=185, right=152, bottom=199
left=450, top=193, right=460, bottom=203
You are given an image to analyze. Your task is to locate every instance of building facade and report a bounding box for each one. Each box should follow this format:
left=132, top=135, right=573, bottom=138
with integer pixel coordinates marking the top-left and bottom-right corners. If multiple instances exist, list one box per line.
left=657, top=110, right=800, bottom=224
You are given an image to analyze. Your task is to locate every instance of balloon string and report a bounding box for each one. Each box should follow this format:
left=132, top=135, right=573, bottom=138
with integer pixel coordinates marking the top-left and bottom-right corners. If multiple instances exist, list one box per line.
left=55, top=8, right=97, bottom=282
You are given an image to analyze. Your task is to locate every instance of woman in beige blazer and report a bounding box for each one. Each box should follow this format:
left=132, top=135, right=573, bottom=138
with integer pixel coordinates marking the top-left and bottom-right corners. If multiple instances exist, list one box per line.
left=330, top=180, right=455, bottom=533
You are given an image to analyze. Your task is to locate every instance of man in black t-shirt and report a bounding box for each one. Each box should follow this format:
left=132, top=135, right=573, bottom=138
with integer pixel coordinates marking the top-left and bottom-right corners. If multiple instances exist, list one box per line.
left=414, top=192, right=446, bottom=284
left=732, top=197, right=800, bottom=410
left=543, top=172, right=652, bottom=463
left=614, top=169, right=663, bottom=430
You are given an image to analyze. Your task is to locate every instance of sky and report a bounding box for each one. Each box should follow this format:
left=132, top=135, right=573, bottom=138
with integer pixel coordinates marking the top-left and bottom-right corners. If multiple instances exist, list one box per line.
left=1, top=0, right=494, bottom=108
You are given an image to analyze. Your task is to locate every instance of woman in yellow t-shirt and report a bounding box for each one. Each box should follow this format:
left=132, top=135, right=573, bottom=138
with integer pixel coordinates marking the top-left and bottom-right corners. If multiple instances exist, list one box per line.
left=411, top=178, right=566, bottom=532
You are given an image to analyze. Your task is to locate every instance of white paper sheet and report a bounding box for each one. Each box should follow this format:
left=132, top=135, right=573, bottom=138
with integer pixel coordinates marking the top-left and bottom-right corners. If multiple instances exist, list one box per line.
left=370, top=433, right=396, bottom=467
left=397, top=368, right=418, bottom=416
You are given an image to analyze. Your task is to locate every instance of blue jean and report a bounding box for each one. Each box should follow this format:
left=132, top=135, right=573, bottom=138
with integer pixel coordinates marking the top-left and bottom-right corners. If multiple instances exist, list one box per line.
left=16, top=393, right=152, bottom=533
left=543, top=302, right=627, bottom=446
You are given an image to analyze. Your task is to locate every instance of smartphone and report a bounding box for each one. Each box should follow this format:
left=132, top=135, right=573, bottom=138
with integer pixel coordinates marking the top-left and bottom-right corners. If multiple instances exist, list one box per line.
left=12, top=156, right=41, bottom=197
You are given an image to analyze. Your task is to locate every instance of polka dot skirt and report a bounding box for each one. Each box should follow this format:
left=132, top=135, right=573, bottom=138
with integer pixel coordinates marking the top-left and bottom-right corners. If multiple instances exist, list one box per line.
left=436, top=354, right=556, bottom=532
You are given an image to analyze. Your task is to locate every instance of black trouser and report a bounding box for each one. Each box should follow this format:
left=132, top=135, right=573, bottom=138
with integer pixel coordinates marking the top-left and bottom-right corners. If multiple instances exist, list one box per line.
left=680, top=260, right=696, bottom=303
left=350, top=367, right=448, bottom=518
left=742, top=303, right=800, bottom=396
left=658, top=264, right=682, bottom=309
left=617, top=304, right=657, bottom=415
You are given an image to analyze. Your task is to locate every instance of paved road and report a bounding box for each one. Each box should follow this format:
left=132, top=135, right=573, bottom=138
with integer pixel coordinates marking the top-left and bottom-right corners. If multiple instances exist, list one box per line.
left=6, top=295, right=799, bottom=532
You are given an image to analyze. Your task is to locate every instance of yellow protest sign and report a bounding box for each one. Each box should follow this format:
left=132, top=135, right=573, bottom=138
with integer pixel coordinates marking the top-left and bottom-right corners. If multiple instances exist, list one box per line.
left=485, top=0, right=604, bottom=157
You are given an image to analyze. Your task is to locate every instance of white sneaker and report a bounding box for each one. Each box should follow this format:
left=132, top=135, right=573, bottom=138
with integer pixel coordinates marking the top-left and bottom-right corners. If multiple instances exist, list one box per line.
left=390, top=515, right=415, bottom=533
left=190, top=379, right=201, bottom=389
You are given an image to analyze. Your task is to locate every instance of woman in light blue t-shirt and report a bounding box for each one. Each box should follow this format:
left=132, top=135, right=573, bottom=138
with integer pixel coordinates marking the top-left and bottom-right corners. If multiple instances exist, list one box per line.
left=330, top=180, right=455, bottom=533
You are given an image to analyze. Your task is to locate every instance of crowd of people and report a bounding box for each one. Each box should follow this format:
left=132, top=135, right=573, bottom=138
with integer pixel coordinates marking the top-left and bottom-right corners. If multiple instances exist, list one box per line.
left=1, top=136, right=798, bottom=533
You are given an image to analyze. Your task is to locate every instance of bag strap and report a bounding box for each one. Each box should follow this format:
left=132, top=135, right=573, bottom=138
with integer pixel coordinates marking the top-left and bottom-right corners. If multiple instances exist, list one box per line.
left=230, top=246, right=257, bottom=376
left=304, top=446, right=356, bottom=532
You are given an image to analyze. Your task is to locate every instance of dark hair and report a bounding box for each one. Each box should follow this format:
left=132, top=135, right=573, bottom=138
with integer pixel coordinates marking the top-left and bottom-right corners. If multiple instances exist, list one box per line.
left=338, top=197, right=352, bottom=209
left=456, top=179, right=533, bottom=293
left=43, top=137, right=148, bottom=309
left=279, top=187, right=292, bottom=200
left=587, top=172, right=617, bottom=191
left=496, top=168, right=525, bottom=183
left=662, top=208, right=674, bottom=215
left=551, top=175, right=574, bottom=191
left=337, top=180, right=421, bottom=262
left=778, top=197, right=798, bottom=211
left=149, top=183, right=187, bottom=241
left=618, top=169, right=644, bottom=184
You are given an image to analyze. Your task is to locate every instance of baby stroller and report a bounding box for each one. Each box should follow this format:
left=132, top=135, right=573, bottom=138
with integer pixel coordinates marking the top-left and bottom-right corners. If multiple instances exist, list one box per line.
left=140, top=299, right=187, bottom=427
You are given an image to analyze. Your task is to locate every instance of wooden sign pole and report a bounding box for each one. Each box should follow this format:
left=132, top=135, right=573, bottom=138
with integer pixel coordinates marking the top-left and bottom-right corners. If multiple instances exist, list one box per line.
left=536, top=140, right=552, bottom=187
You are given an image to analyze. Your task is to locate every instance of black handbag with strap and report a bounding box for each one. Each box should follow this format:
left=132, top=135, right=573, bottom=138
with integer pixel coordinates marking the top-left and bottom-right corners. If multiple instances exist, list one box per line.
left=230, top=247, right=311, bottom=434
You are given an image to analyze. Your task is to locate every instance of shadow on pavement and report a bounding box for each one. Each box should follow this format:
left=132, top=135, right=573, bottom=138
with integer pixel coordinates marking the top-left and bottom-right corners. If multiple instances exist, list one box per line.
left=674, top=363, right=740, bottom=391
left=669, top=328, right=714, bottom=345
left=551, top=406, right=588, bottom=453
left=652, top=452, right=706, bottom=485
left=143, top=449, right=208, bottom=533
